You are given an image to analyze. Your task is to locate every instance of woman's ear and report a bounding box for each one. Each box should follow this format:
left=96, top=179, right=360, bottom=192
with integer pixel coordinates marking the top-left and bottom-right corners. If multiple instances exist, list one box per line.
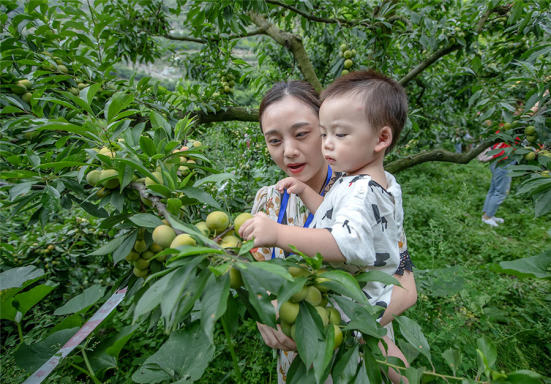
left=374, top=126, right=393, bottom=153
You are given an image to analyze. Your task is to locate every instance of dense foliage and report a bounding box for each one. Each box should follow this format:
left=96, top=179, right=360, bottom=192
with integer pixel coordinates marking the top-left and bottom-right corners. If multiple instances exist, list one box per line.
left=1, top=0, right=550, bottom=383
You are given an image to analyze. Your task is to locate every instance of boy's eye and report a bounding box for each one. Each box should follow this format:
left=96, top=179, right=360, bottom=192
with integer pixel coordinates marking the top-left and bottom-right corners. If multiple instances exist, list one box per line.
left=320, top=133, right=327, bottom=138
left=336, top=134, right=347, bottom=138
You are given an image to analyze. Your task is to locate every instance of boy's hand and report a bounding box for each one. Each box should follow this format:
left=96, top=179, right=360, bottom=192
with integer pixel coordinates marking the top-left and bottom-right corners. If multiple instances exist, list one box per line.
left=276, top=177, right=307, bottom=195
left=238, top=212, right=279, bottom=247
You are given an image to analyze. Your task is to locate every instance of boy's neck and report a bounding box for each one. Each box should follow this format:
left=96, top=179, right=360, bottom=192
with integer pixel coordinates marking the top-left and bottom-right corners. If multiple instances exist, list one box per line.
left=347, top=155, right=387, bottom=188
left=306, top=162, right=330, bottom=195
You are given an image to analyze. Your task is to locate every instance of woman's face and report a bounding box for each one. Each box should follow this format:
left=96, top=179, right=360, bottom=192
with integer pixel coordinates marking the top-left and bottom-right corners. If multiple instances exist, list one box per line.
left=261, top=96, right=326, bottom=187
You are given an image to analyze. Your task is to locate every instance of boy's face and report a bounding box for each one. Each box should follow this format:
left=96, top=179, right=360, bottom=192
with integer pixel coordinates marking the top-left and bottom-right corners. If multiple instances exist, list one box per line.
left=319, top=96, right=384, bottom=175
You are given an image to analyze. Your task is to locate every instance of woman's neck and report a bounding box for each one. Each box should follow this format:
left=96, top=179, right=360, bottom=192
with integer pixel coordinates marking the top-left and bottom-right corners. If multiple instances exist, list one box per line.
left=306, top=162, right=329, bottom=195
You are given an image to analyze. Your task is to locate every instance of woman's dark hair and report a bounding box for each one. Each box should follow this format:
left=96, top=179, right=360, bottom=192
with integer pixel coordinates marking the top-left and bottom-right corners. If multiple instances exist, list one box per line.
left=258, top=81, right=321, bottom=131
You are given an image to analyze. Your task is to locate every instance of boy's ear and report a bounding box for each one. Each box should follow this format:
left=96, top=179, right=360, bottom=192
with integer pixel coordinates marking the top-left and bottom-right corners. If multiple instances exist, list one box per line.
left=374, top=126, right=393, bottom=153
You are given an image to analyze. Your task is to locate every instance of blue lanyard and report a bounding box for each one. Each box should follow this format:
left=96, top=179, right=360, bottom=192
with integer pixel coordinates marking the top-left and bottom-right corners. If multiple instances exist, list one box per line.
left=271, top=166, right=333, bottom=259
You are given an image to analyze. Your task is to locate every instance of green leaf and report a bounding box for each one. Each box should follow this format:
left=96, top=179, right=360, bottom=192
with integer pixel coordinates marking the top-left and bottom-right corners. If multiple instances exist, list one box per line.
left=9, top=181, right=36, bottom=201
left=112, top=231, right=138, bottom=265
left=139, top=135, right=157, bottom=157
left=239, top=265, right=277, bottom=328
left=133, top=269, right=178, bottom=322
left=180, top=187, right=221, bottom=210
left=505, top=370, right=544, bottom=384
left=193, top=172, right=236, bottom=187
left=129, top=213, right=164, bottom=229
left=88, top=325, right=139, bottom=373
left=489, top=251, right=551, bottom=279
left=404, top=366, right=425, bottom=384
left=150, top=110, right=172, bottom=137
left=315, top=271, right=368, bottom=306
left=394, top=316, right=432, bottom=365
left=132, top=321, right=214, bottom=383
left=0, top=266, right=45, bottom=304
left=88, top=235, right=127, bottom=256
left=398, top=339, right=420, bottom=364
left=54, top=285, right=105, bottom=316
left=332, top=343, right=360, bottom=384
left=442, top=348, right=462, bottom=376
left=355, top=270, right=402, bottom=288
left=477, top=336, right=497, bottom=368
left=0, top=283, right=56, bottom=322
left=295, top=301, right=321, bottom=371
left=200, top=273, right=230, bottom=342
left=106, top=92, right=134, bottom=124
left=81, top=83, right=102, bottom=106
left=14, top=328, right=79, bottom=372
left=238, top=239, right=255, bottom=256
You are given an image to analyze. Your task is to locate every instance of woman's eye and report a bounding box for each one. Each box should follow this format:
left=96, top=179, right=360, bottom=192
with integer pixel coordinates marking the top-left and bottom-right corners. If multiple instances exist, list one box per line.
left=267, top=139, right=280, bottom=145
left=296, top=132, right=308, bottom=138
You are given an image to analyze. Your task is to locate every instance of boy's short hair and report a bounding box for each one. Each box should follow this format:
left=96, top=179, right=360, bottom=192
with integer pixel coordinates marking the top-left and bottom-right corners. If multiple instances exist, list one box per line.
left=320, top=69, right=408, bottom=154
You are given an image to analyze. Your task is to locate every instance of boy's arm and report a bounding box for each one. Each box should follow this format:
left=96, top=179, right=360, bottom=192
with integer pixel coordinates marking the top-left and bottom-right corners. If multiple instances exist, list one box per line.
left=276, top=177, right=324, bottom=214
left=238, top=212, right=346, bottom=263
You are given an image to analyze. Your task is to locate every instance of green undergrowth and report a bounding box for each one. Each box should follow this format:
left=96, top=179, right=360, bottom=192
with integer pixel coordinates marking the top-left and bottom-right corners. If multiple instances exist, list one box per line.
left=395, top=161, right=551, bottom=380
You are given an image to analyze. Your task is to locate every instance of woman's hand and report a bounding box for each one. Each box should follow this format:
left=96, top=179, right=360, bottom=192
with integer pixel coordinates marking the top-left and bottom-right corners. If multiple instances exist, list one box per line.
left=276, top=177, right=307, bottom=195
left=238, top=212, right=279, bottom=247
left=257, top=322, right=297, bottom=351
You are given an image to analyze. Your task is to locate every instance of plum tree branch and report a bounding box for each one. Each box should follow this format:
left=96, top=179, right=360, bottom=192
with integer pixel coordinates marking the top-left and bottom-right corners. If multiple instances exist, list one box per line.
left=189, top=107, right=259, bottom=125
left=384, top=139, right=500, bottom=174
left=249, top=12, right=322, bottom=93
left=398, top=4, right=510, bottom=86
left=164, top=28, right=267, bottom=43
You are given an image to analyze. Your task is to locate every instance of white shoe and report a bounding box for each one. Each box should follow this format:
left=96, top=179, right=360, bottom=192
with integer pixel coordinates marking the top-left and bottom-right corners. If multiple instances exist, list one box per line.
left=493, top=217, right=505, bottom=224
left=482, top=217, right=499, bottom=227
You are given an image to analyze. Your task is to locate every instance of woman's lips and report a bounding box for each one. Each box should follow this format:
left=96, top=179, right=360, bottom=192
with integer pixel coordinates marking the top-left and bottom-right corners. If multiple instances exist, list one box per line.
left=287, top=163, right=306, bottom=174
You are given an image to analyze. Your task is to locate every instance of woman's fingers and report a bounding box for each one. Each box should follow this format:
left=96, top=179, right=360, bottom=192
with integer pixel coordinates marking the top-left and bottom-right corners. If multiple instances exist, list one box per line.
left=257, top=323, right=297, bottom=351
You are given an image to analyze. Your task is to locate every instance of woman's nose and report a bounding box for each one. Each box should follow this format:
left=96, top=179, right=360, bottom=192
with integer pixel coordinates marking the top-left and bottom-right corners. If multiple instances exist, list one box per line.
left=283, top=141, right=299, bottom=158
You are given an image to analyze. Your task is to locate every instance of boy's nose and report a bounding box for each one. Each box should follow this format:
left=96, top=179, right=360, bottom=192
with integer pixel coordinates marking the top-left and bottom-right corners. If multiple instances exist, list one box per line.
left=323, top=138, right=334, bottom=151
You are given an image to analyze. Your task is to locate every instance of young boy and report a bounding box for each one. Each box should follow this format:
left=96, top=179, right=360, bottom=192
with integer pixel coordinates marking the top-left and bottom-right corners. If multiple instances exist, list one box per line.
left=239, top=69, right=409, bottom=382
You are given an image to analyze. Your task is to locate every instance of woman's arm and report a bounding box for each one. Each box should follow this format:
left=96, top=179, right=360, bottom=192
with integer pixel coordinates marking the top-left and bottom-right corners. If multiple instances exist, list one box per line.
left=379, top=270, right=417, bottom=326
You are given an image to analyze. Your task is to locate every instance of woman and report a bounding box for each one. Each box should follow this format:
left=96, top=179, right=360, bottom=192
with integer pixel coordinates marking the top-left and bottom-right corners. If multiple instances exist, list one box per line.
left=250, top=80, right=417, bottom=383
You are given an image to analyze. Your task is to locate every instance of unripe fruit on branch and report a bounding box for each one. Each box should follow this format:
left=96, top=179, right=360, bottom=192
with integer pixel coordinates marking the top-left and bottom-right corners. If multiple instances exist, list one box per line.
left=288, top=266, right=312, bottom=278
left=86, top=170, right=102, bottom=186
left=290, top=286, right=308, bottom=303
left=195, top=221, right=210, bottom=237
left=344, top=59, right=353, bottom=69
left=524, top=126, right=536, bottom=135
left=341, top=70, right=349, bottom=76
left=229, top=266, right=244, bottom=289
left=340, top=44, right=347, bottom=52
left=57, top=65, right=68, bottom=74
left=22, top=93, right=32, bottom=104
left=142, top=250, right=156, bottom=260
left=78, top=83, right=88, bottom=90
left=279, top=301, right=300, bottom=324
left=69, top=87, right=79, bottom=96
left=19, top=79, right=33, bottom=89
left=149, top=243, right=163, bottom=253
left=171, top=234, right=196, bottom=248
left=134, top=258, right=150, bottom=269
left=328, top=308, right=341, bottom=325
left=524, top=152, right=536, bottom=161
left=96, top=187, right=110, bottom=198
left=152, top=225, right=177, bottom=249
left=304, top=286, right=322, bottom=306
left=315, top=306, right=329, bottom=326
left=206, top=211, right=230, bottom=232
left=11, top=84, right=27, bottom=95
left=100, top=169, right=119, bottom=189
left=125, top=250, right=140, bottom=262
left=220, top=235, right=242, bottom=248
left=133, top=267, right=149, bottom=278
left=234, top=212, right=254, bottom=233
left=333, top=325, right=343, bottom=349
left=281, top=321, right=292, bottom=338
left=343, top=50, right=352, bottom=59
left=526, top=135, right=537, bottom=143
left=145, top=172, right=163, bottom=186
left=134, top=239, right=148, bottom=253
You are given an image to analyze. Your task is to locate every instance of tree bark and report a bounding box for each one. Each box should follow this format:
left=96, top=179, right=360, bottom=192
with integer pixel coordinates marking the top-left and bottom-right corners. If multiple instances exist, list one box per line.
left=249, top=12, right=322, bottom=93
left=190, top=107, right=259, bottom=125
left=384, top=139, right=500, bottom=174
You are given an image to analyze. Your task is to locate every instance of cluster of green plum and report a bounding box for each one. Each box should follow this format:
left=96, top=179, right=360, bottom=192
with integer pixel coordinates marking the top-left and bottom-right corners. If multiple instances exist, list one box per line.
left=279, top=266, right=343, bottom=349
left=127, top=211, right=254, bottom=278
left=338, top=44, right=357, bottom=76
